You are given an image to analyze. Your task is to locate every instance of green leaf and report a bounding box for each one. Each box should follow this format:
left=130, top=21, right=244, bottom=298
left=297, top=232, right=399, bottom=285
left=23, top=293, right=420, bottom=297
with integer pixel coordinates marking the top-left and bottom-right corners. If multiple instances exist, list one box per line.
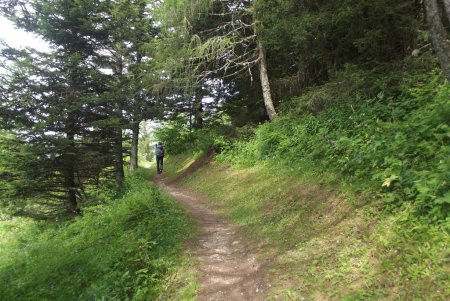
left=382, top=175, right=399, bottom=188
left=434, top=191, right=450, bottom=205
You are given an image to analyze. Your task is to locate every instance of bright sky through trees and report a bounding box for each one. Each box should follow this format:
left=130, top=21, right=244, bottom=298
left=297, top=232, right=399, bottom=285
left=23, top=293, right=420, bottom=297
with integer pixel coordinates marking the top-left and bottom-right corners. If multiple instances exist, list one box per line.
left=0, top=16, right=50, bottom=52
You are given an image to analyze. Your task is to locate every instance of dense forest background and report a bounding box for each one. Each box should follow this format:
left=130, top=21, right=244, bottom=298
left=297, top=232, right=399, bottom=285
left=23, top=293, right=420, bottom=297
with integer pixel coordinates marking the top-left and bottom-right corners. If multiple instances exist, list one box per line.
left=1, top=0, right=448, bottom=216
left=0, top=0, right=449, bottom=300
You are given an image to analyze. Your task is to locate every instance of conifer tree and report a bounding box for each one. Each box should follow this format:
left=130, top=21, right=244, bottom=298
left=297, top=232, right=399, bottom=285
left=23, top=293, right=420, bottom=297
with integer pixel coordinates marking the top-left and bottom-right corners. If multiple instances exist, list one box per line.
left=156, top=0, right=278, bottom=121
left=105, top=0, right=161, bottom=174
left=0, top=0, right=114, bottom=213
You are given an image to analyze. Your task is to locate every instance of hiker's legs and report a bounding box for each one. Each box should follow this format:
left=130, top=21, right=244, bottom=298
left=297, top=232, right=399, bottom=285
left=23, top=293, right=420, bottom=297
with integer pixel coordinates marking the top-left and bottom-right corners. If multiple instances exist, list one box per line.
left=156, top=156, right=164, bottom=173
left=156, top=156, right=161, bottom=173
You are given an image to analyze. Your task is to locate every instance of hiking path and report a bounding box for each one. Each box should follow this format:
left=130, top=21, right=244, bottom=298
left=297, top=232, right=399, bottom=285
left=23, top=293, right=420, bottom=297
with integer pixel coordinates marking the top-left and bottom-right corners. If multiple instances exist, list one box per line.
left=153, top=174, right=270, bottom=301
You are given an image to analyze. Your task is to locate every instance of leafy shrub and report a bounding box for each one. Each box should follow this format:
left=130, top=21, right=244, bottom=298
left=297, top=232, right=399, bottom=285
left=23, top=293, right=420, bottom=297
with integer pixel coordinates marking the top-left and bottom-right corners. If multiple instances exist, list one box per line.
left=154, top=116, right=194, bottom=155
left=219, top=69, right=449, bottom=222
left=155, top=113, right=234, bottom=155
left=282, top=55, right=438, bottom=116
left=0, top=169, right=193, bottom=301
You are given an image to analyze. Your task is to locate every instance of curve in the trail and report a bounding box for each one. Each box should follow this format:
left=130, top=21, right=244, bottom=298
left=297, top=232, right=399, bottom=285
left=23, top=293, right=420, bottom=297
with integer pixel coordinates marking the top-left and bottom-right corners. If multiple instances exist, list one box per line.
left=154, top=176, right=269, bottom=301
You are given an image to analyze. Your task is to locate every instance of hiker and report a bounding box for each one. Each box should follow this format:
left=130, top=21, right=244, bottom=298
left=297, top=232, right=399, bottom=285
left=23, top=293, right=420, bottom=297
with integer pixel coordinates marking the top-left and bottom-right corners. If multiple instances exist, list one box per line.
left=155, top=142, right=165, bottom=174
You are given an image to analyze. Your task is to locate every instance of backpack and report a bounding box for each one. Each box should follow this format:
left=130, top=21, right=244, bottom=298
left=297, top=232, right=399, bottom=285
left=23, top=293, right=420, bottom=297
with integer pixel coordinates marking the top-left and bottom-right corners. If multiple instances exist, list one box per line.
left=155, top=145, right=164, bottom=157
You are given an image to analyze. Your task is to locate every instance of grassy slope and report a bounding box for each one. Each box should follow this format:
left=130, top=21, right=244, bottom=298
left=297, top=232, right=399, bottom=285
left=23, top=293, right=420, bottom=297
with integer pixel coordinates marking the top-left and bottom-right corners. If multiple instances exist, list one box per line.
left=163, top=61, right=450, bottom=300
left=0, top=169, right=197, bottom=301
left=166, top=155, right=448, bottom=300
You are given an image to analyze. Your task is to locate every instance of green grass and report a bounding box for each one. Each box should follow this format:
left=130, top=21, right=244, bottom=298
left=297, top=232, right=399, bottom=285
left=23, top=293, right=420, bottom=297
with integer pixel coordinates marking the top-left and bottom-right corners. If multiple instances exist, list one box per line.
left=166, top=153, right=449, bottom=300
left=0, top=168, right=196, bottom=301
left=150, top=57, right=450, bottom=300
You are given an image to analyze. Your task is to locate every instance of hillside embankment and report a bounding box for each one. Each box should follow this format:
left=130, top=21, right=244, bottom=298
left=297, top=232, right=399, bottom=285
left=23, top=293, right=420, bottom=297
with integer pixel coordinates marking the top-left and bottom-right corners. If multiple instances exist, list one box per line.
left=157, top=59, right=449, bottom=300
left=164, top=151, right=448, bottom=301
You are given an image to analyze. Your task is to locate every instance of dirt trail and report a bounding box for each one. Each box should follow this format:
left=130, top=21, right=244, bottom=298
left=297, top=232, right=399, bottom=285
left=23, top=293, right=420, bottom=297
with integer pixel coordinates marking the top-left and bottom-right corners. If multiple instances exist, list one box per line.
left=153, top=175, right=270, bottom=301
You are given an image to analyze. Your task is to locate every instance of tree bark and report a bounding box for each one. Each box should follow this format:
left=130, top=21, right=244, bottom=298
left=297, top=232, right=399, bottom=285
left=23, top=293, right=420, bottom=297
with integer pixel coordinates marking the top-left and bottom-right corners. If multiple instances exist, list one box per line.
left=188, top=96, right=193, bottom=132
left=129, top=121, right=139, bottom=172
left=442, top=0, right=450, bottom=22
left=65, top=131, right=78, bottom=214
left=114, top=95, right=124, bottom=187
left=193, top=88, right=203, bottom=129
left=425, top=0, right=450, bottom=81
left=113, top=52, right=125, bottom=188
left=257, top=40, right=277, bottom=121
left=114, top=124, right=124, bottom=188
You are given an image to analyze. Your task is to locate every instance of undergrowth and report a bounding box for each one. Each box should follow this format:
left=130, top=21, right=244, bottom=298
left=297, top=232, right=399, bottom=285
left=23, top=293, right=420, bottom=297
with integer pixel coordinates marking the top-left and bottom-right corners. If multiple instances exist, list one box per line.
left=164, top=63, right=449, bottom=300
left=219, top=69, right=449, bottom=223
left=0, top=169, right=195, bottom=301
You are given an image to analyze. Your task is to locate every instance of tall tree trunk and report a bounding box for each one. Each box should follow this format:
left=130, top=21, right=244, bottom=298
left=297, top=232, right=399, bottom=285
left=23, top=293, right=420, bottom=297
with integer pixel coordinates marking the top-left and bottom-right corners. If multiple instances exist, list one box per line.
left=114, top=96, right=124, bottom=187
left=129, top=121, right=139, bottom=172
left=442, top=0, right=450, bottom=22
left=114, top=124, right=124, bottom=188
left=425, top=0, right=450, bottom=81
left=188, top=96, right=193, bottom=132
left=193, top=89, right=203, bottom=129
left=113, top=53, right=125, bottom=188
left=257, top=40, right=277, bottom=121
left=65, top=131, right=78, bottom=213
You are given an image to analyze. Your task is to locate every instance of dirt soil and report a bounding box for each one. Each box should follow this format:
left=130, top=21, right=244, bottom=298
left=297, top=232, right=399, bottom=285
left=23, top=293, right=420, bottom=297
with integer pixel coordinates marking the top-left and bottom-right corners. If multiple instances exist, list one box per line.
left=170, top=148, right=216, bottom=183
left=153, top=172, right=270, bottom=300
